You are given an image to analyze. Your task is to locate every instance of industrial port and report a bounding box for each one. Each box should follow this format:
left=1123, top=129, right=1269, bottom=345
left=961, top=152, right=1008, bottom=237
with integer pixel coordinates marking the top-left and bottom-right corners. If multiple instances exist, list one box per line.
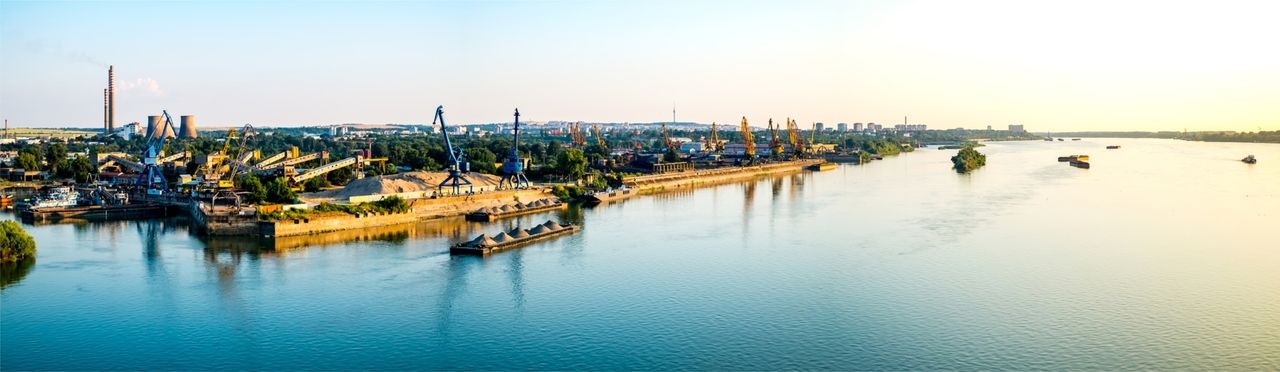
left=0, top=66, right=965, bottom=251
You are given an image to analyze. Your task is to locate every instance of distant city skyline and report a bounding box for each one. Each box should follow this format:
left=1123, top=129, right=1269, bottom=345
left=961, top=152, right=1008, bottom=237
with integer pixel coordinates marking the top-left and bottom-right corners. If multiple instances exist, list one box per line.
left=2, top=0, right=1277, bottom=132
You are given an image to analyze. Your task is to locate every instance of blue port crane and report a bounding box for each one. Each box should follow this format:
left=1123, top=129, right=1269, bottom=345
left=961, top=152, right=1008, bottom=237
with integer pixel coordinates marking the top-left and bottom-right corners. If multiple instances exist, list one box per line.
left=138, top=110, right=176, bottom=195
left=499, top=108, right=531, bottom=190
left=433, top=105, right=472, bottom=195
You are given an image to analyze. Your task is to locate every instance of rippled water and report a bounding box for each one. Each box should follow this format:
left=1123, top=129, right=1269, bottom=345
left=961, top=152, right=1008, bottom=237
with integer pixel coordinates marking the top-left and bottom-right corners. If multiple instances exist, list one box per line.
left=3, top=139, right=1278, bottom=370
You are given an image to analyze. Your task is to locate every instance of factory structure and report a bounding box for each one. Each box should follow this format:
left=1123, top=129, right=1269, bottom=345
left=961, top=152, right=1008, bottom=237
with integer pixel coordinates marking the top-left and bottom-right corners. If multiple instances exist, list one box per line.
left=102, top=66, right=196, bottom=139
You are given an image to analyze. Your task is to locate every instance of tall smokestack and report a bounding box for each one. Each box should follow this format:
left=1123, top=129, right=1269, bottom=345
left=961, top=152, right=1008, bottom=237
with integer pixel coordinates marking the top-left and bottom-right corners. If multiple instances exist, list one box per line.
left=108, top=65, right=115, bottom=132
left=103, top=89, right=109, bottom=134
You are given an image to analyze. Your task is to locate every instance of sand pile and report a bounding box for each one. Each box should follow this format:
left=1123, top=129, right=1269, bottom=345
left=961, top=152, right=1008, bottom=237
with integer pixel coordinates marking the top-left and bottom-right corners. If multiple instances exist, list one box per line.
left=336, top=171, right=503, bottom=198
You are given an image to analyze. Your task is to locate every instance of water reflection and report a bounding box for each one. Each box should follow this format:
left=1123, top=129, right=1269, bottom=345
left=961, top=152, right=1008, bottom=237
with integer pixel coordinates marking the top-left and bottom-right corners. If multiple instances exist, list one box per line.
left=0, top=258, right=35, bottom=288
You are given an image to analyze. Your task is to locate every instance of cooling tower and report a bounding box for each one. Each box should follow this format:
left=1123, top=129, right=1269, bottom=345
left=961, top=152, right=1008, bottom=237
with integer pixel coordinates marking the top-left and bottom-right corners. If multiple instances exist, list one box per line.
left=178, top=115, right=198, bottom=139
left=146, top=116, right=160, bottom=139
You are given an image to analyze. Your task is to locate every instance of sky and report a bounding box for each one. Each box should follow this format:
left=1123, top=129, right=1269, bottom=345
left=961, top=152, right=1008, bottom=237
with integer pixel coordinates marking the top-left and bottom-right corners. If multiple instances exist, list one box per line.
left=1, top=0, right=1277, bottom=132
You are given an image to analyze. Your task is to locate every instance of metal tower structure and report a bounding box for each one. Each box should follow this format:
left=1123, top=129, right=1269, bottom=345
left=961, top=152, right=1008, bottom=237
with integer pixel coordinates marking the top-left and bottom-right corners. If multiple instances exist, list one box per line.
left=499, top=108, right=530, bottom=190
left=433, top=105, right=472, bottom=195
left=138, top=110, right=176, bottom=195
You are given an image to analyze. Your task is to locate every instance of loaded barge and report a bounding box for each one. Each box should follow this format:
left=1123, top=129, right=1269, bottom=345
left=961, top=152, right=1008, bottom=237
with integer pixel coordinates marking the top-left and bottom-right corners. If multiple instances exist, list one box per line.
left=451, top=220, right=580, bottom=256
left=465, top=198, right=564, bottom=222
left=579, top=187, right=637, bottom=205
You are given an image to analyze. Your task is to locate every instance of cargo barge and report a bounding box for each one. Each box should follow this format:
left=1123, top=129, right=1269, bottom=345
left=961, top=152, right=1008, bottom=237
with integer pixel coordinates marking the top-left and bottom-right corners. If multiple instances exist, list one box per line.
left=807, top=162, right=837, bottom=171
left=464, top=198, right=564, bottom=222
left=579, top=187, right=637, bottom=205
left=450, top=220, right=580, bottom=256
left=1070, top=160, right=1091, bottom=169
left=21, top=202, right=176, bottom=222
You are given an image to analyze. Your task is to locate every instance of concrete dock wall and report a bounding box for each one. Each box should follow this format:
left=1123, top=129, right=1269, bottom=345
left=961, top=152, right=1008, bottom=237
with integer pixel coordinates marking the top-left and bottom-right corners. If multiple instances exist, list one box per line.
left=261, top=211, right=418, bottom=237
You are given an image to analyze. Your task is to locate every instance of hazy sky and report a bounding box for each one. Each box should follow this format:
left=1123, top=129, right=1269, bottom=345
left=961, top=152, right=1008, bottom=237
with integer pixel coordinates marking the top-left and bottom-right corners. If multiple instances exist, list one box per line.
left=2, top=0, right=1277, bottom=131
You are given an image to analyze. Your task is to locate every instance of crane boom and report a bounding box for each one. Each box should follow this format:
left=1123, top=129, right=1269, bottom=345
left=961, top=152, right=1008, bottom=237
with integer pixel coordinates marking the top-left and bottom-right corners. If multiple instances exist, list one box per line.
left=434, top=105, right=472, bottom=195
left=740, top=117, right=755, bottom=159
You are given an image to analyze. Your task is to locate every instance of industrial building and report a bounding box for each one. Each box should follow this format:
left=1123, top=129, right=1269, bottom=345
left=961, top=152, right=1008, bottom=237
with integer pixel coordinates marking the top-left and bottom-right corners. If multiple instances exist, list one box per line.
left=1009, top=124, right=1026, bottom=133
left=178, top=116, right=198, bottom=138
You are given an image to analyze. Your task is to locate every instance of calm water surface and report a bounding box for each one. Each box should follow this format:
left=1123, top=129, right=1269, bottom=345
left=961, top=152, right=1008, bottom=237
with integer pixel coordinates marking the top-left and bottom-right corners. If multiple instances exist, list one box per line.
left=3, top=139, right=1278, bottom=370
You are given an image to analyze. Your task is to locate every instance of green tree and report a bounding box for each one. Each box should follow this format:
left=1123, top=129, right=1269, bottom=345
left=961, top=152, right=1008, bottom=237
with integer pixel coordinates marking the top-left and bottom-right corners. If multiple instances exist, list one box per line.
left=239, top=174, right=267, bottom=203
left=465, top=147, right=497, bottom=174
left=0, top=221, right=37, bottom=264
left=327, top=167, right=353, bottom=186
left=556, top=148, right=587, bottom=181
left=16, top=153, right=39, bottom=171
left=264, top=177, right=297, bottom=204
left=951, top=146, right=987, bottom=173
left=44, top=143, right=67, bottom=170
left=303, top=176, right=330, bottom=192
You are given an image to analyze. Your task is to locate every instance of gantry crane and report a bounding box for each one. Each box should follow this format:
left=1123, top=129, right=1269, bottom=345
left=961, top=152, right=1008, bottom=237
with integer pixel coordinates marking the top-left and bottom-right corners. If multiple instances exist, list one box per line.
left=499, top=108, right=530, bottom=190
left=434, top=105, right=472, bottom=195
left=138, top=110, right=177, bottom=195
left=740, top=117, right=755, bottom=162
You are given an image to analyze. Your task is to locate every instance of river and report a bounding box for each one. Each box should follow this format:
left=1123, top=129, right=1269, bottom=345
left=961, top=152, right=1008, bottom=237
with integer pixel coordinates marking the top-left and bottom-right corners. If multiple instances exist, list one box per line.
left=2, top=138, right=1277, bottom=370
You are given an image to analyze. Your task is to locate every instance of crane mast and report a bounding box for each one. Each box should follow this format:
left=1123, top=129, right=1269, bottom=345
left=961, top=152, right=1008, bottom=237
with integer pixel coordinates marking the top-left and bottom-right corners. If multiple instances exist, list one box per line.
left=499, top=108, right=530, bottom=190
left=434, top=105, right=473, bottom=195
left=740, top=117, right=755, bottom=161
left=768, top=118, right=783, bottom=159
left=138, top=110, right=177, bottom=195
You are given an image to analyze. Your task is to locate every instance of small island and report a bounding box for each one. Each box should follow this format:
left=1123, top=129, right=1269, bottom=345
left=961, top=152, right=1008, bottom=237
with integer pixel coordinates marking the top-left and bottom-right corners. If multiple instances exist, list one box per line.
left=951, top=146, right=987, bottom=173
left=1, top=221, right=37, bottom=263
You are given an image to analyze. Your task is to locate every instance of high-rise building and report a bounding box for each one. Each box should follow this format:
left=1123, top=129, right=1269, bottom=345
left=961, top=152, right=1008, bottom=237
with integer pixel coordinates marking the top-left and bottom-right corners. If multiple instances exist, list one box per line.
left=814, top=122, right=825, bottom=132
left=837, top=123, right=847, bottom=132
left=853, top=123, right=864, bottom=132
left=1009, top=124, right=1026, bottom=133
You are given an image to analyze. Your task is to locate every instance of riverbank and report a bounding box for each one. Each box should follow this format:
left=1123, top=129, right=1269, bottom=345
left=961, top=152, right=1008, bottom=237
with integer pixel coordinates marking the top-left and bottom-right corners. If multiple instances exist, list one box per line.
left=624, top=159, right=822, bottom=194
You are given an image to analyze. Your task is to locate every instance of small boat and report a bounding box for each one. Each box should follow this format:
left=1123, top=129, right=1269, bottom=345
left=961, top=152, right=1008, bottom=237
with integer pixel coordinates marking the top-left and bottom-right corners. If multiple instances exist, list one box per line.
left=1044, top=138, right=1054, bottom=141
left=1075, top=155, right=1090, bottom=162
left=1069, top=160, right=1090, bottom=169
left=1106, top=145, right=1121, bottom=149
left=1071, top=138, right=1081, bottom=141
left=1057, top=138, right=1064, bottom=141
left=1242, top=155, right=1257, bottom=164
left=1058, top=155, right=1084, bottom=162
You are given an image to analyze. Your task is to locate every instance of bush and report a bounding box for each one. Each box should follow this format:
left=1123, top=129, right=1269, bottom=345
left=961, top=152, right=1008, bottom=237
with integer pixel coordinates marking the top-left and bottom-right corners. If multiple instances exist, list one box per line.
left=0, top=221, right=37, bottom=263
left=951, top=146, right=987, bottom=173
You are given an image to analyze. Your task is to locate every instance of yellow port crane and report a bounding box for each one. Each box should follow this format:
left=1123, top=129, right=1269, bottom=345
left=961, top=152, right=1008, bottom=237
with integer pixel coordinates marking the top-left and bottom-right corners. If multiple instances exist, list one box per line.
left=786, top=118, right=803, bottom=157
left=768, top=118, right=783, bottom=159
left=592, top=124, right=606, bottom=149
left=569, top=122, right=587, bottom=147
left=740, top=117, right=755, bottom=160
left=706, top=122, right=722, bottom=152
left=809, top=122, right=818, bottom=153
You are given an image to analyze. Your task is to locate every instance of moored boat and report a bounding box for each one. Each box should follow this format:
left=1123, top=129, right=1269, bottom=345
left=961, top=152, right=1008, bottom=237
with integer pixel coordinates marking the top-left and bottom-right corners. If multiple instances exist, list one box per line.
left=1106, top=145, right=1121, bottom=149
left=1070, top=160, right=1090, bottom=169
left=1242, top=155, right=1257, bottom=164
left=579, top=187, right=637, bottom=205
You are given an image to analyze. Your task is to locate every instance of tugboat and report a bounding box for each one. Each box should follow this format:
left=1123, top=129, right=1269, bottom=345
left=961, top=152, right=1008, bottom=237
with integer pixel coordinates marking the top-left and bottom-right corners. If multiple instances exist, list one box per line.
left=1069, top=160, right=1090, bottom=169
left=1242, top=155, right=1257, bottom=164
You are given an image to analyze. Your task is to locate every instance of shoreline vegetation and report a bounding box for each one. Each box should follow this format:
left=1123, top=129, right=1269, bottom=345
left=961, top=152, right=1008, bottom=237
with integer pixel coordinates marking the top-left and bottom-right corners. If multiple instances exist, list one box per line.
left=951, top=147, right=987, bottom=173
left=1, top=221, right=37, bottom=263
left=1048, top=130, right=1279, bottom=144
